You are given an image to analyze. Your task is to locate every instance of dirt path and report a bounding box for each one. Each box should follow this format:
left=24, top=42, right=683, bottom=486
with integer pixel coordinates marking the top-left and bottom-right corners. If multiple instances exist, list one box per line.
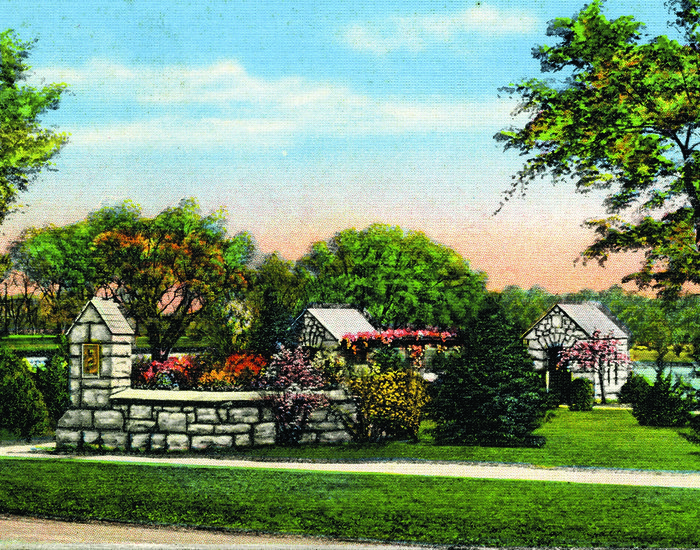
left=0, top=514, right=431, bottom=549
left=2, top=442, right=700, bottom=489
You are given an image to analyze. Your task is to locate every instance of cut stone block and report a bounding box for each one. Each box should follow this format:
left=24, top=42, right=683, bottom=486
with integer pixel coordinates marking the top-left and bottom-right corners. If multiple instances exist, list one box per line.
left=166, top=433, right=189, bottom=451
left=158, top=412, right=187, bottom=432
left=94, top=410, right=124, bottom=430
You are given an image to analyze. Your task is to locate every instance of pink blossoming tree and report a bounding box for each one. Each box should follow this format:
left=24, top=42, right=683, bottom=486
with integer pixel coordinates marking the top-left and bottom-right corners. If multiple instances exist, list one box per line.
left=557, top=330, right=630, bottom=404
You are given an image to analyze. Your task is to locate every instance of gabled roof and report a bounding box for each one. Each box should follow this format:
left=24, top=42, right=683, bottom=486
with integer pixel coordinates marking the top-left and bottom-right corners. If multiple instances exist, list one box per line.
left=304, top=306, right=375, bottom=341
left=91, top=298, right=134, bottom=335
left=68, top=298, right=134, bottom=336
left=554, top=302, right=629, bottom=339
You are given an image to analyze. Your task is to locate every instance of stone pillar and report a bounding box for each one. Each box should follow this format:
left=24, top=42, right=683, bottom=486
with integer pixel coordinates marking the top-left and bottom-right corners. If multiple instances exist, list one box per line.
left=56, top=298, right=134, bottom=450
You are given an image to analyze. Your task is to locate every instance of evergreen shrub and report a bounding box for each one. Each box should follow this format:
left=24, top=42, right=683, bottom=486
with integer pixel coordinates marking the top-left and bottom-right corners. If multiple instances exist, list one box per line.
left=0, top=346, right=49, bottom=440
left=428, top=298, right=549, bottom=447
left=568, top=377, right=594, bottom=411
left=629, top=371, right=694, bottom=427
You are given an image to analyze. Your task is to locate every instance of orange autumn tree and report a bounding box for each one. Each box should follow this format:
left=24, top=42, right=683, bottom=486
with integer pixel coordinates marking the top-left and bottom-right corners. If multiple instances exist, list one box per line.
left=93, top=198, right=253, bottom=360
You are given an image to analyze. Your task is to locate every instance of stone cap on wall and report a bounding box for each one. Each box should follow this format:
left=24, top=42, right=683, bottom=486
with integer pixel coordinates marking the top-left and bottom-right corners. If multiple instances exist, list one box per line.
left=110, top=388, right=351, bottom=405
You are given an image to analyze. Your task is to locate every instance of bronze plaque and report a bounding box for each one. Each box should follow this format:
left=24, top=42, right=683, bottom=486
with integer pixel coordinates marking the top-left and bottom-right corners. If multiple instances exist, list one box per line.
left=82, top=343, right=100, bottom=376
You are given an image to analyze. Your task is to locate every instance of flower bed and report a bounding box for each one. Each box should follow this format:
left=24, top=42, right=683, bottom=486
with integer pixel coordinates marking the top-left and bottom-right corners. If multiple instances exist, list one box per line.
left=131, top=353, right=266, bottom=391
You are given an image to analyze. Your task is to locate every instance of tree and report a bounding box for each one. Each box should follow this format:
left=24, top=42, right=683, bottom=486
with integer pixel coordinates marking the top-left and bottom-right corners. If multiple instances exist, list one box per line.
left=496, top=285, right=556, bottom=334
left=9, top=202, right=141, bottom=332
left=557, top=330, right=629, bottom=404
left=93, top=198, right=254, bottom=360
left=429, top=298, right=549, bottom=447
left=496, top=0, right=700, bottom=299
left=298, top=224, right=487, bottom=329
left=0, top=31, right=68, bottom=225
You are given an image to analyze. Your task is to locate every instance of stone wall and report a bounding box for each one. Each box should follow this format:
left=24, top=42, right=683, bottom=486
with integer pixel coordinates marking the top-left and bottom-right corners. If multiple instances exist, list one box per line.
left=56, top=389, right=354, bottom=452
left=56, top=298, right=355, bottom=452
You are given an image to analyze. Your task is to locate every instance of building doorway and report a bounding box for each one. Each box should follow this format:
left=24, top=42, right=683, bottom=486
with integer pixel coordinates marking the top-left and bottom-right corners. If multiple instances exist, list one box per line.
left=546, top=345, right=571, bottom=405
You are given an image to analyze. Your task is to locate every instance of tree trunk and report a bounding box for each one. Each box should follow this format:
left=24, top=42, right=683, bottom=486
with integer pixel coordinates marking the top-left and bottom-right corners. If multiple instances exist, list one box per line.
left=597, top=358, right=607, bottom=404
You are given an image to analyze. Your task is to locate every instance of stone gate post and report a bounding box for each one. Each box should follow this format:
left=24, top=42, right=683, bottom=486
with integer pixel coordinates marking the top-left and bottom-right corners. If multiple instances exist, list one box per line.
left=56, top=298, right=134, bottom=449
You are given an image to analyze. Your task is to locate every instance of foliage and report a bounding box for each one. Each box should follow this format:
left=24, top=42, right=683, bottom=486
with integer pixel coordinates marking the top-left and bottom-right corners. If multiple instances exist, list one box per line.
left=92, top=198, right=254, bottom=360
left=262, top=346, right=328, bottom=445
left=557, top=330, right=630, bottom=404
left=309, top=348, right=349, bottom=387
left=131, top=353, right=266, bottom=391
left=497, top=0, right=700, bottom=299
left=629, top=371, right=694, bottom=427
left=618, top=372, right=651, bottom=405
left=568, top=377, right=594, bottom=412
left=298, top=224, right=487, bottom=328
left=0, top=31, right=68, bottom=226
left=131, top=355, right=205, bottom=390
left=0, top=346, right=48, bottom=439
left=345, top=369, right=429, bottom=442
left=429, top=299, right=549, bottom=446
left=222, top=353, right=266, bottom=385
left=496, top=286, right=557, bottom=334
left=32, top=335, right=69, bottom=427
left=341, top=327, right=455, bottom=355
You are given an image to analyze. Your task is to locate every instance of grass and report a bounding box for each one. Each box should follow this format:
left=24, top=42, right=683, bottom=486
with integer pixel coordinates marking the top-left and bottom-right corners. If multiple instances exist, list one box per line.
left=0, top=458, right=698, bottom=547
left=0, top=335, right=60, bottom=353
left=205, top=408, right=700, bottom=471
left=630, top=345, right=695, bottom=362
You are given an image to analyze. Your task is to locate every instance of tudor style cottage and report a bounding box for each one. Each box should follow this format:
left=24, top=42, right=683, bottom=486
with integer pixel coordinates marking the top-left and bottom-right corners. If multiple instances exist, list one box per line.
left=294, top=304, right=376, bottom=348
left=524, top=302, right=630, bottom=401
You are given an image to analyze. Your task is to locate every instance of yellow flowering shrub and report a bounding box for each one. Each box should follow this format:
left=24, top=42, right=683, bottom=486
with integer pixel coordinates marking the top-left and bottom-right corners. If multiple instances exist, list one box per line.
left=197, top=369, right=238, bottom=389
left=346, top=370, right=429, bottom=442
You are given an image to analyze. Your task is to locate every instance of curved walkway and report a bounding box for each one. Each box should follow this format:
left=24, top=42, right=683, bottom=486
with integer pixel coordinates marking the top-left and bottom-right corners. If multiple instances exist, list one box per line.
left=2, top=442, right=700, bottom=489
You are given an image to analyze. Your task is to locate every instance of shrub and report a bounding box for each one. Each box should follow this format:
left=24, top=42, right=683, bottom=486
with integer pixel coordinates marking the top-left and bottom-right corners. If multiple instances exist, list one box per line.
left=262, top=346, right=328, bottom=445
left=368, top=347, right=406, bottom=374
left=0, top=346, right=49, bottom=440
left=310, top=349, right=350, bottom=387
left=568, top=377, right=594, bottom=411
left=131, top=355, right=204, bottom=389
left=345, top=369, right=429, bottom=442
left=630, top=371, right=694, bottom=427
left=222, top=353, right=266, bottom=386
left=428, top=298, right=549, bottom=447
left=33, top=352, right=70, bottom=428
left=618, top=372, right=650, bottom=405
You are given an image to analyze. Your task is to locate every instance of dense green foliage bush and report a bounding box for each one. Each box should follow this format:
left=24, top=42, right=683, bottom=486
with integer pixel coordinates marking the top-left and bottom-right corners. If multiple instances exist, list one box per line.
left=568, top=377, right=594, bottom=411
left=428, top=299, right=549, bottom=446
left=618, top=372, right=650, bottom=405
left=33, top=339, right=70, bottom=428
left=0, top=346, right=49, bottom=439
left=627, top=371, right=694, bottom=427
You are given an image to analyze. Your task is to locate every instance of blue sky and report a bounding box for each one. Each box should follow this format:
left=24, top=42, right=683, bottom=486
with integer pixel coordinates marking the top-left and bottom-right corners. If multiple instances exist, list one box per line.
left=0, top=1, right=677, bottom=292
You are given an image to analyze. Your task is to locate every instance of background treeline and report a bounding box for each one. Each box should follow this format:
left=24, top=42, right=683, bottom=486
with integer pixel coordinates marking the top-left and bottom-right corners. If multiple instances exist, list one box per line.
left=2, top=197, right=700, bottom=365
left=0, top=198, right=487, bottom=360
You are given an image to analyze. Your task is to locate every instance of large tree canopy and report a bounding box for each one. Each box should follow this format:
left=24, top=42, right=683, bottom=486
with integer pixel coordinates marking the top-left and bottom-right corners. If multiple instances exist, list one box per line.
left=298, top=224, right=486, bottom=329
left=497, top=0, right=700, bottom=298
left=93, top=198, right=254, bottom=360
left=0, top=31, right=68, bottom=224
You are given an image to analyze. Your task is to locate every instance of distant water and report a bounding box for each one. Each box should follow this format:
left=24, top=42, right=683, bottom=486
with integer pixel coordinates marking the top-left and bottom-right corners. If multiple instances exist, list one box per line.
left=632, top=361, right=700, bottom=389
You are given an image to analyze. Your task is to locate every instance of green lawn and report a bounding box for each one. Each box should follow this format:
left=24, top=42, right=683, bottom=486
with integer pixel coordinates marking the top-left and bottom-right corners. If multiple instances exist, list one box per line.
left=213, top=408, right=700, bottom=471
left=0, top=458, right=698, bottom=548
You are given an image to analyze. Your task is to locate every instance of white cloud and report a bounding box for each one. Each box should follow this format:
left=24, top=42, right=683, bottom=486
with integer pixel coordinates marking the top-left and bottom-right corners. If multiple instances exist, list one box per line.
left=342, top=4, right=538, bottom=54
left=33, top=60, right=525, bottom=149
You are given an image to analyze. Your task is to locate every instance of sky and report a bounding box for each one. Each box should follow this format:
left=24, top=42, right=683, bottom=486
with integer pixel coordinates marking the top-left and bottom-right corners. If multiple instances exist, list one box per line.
left=0, top=0, right=680, bottom=294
